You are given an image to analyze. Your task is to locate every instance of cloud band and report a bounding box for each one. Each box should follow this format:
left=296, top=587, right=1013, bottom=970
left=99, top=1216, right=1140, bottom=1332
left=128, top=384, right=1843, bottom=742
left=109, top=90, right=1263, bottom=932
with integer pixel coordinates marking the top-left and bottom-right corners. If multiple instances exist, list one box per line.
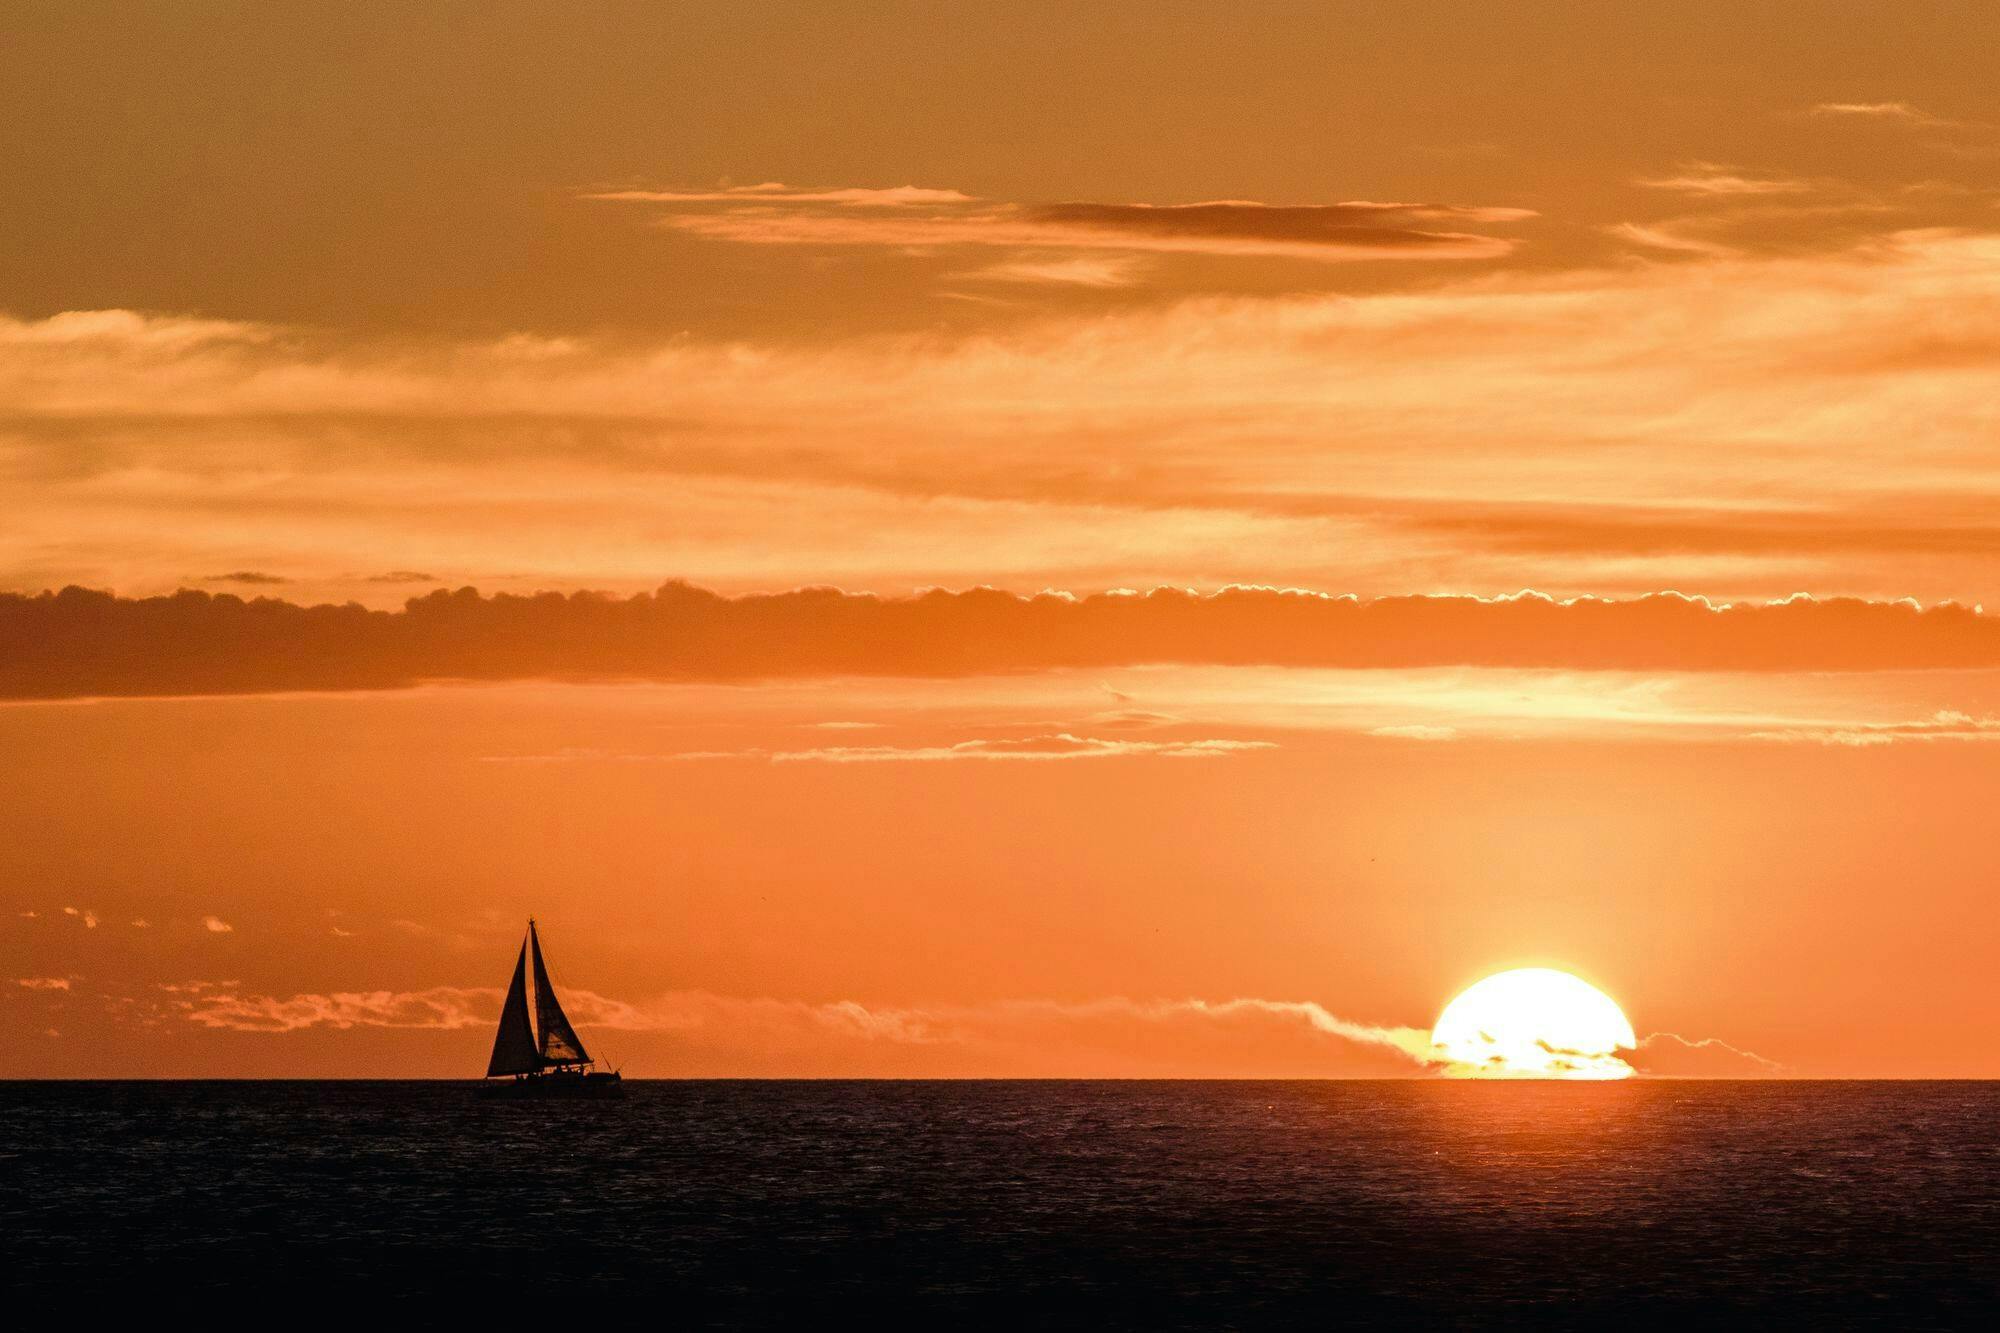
left=4, top=583, right=1997, bottom=700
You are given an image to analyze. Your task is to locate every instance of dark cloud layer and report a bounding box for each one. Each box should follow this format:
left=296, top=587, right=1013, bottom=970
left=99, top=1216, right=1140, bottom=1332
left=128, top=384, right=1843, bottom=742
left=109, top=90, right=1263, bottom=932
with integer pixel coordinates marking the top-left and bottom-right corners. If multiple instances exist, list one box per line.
left=3, top=584, right=1997, bottom=701
left=1025, top=201, right=1528, bottom=251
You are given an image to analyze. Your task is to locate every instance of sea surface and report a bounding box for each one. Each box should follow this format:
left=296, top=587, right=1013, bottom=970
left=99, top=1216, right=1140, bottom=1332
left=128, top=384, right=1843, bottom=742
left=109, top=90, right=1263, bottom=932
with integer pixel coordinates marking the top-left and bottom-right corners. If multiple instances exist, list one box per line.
left=3, top=1080, right=1997, bottom=1324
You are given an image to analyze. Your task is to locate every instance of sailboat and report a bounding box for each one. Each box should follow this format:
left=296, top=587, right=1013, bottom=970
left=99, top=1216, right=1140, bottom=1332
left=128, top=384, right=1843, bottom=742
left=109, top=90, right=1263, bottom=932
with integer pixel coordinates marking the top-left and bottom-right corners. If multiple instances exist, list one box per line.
left=479, top=919, right=625, bottom=1099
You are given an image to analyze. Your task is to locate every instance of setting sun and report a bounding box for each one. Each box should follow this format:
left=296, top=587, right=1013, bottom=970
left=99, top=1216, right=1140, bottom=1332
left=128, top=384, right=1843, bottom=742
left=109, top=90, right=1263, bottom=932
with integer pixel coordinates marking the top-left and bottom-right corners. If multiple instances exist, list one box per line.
left=1431, top=968, right=1637, bottom=1080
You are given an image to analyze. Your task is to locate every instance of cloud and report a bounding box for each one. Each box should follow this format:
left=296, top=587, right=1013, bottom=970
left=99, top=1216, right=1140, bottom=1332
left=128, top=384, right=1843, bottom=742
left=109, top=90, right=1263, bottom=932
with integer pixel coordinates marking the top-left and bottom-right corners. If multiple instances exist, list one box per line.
left=1606, top=221, right=1741, bottom=257
left=16, top=977, right=73, bottom=990
left=6, top=230, right=2000, bottom=600
left=202, top=571, right=291, bottom=586
left=481, top=732, right=1272, bottom=765
left=1746, top=708, right=2000, bottom=747
left=62, top=907, right=98, bottom=928
left=179, top=985, right=494, bottom=1032
left=170, top=983, right=1436, bottom=1069
left=5, top=583, right=2000, bottom=701
left=954, top=255, right=1150, bottom=288
left=623, top=734, right=1273, bottom=764
left=163, top=983, right=1781, bottom=1078
left=203, top=915, right=234, bottom=933
left=591, top=185, right=1530, bottom=262
left=1368, top=724, right=1460, bottom=741
left=583, top=183, right=977, bottom=207
left=1632, top=1031, right=1785, bottom=1076
left=1635, top=168, right=1814, bottom=197
left=1807, top=101, right=1954, bottom=127
left=363, top=570, right=440, bottom=584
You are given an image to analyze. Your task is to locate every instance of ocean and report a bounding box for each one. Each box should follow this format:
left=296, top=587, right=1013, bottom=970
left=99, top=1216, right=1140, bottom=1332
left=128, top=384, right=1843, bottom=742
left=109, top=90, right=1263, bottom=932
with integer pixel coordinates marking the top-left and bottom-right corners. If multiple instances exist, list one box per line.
left=3, top=1080, right=1996, bottom=1324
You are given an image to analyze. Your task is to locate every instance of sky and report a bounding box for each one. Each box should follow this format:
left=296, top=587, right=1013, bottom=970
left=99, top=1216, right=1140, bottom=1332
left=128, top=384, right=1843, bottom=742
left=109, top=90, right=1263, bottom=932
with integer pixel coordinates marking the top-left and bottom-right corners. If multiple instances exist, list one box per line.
left=4, top=2, right=1999, bottom=1077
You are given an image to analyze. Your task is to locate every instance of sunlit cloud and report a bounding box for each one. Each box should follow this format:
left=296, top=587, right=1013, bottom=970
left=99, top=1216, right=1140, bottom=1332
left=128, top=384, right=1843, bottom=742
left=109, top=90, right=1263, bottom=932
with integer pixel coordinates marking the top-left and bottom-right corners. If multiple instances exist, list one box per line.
left=1745, top=709, right=2000, bottom=747
left=179, top=985, right=493, bottom=1031
left=159, top=981, right=1776, bottom=1079
left=953, top=254, right=1151, bottom=287
left=5, top=230, right=2000, bottom=601
left=584, top=182, right=978, bottom=207
left=589, top=186, right=1530, bottom=262
left=1606, top=221, right=1742, bottom=257
left=485, top=733, right=1277, bottom=765
left=1807, top=101, right=1957, bottom=127
left=1636, top=167, right=1814, bottom=197
left=1634, top=1031, right=1786, bottom=1075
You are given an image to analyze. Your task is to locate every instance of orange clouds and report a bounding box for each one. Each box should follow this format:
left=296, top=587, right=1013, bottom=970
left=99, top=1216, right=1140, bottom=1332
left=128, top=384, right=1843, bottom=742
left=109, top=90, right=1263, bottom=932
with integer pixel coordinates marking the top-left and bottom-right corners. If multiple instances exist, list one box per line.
left=6, top=229, right=2000, bottom=601
left=178, top=985, right=494, bottom=1032
left=588, top=185, right=1530, bottom=262
left=6, top=583, right=2000, bottom=701
left=165, top=983, right=1440, bottom=1072
left=1631, top=1032, right=1785, bottom=1077
left=489, top=734, right=1280, bottom=766
left=137, top=980, right=1784, bottom=1077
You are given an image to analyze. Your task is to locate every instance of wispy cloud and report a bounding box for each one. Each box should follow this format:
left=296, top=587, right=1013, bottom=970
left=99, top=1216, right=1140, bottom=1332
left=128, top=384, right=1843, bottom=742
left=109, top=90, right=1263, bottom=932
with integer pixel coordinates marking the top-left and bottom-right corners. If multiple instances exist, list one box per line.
left=1368, top=724, right=1460, bottom=742
left=494, top=733, right=1278, bottom=765
left=180, top=985, right=494, bottom=1032
left=1606, top=221, right=1741, bottom=257
left=202, top=571, right=291, bottom=586
left=589, top=184, right=1531, bottom=263
left=954, top=254, right=1150, bottom=288
left=171, top=984, right=1435, bottom=1066
left=15, top=977, right=73, bottom=991
left=1747, top=708, right=2000, bottom=747
left=1808, top=101, right=1956, bottom=127
left=1636, top=167, right=1814, bottom=197
left=6, top=230, right=2000, bottom=600
left=583, top=183, right=977, bottom=207
left=1635, top=1031, right=1786, bottom=1075
left=203, top=916, right=234, bottom=933
left=159, top=982, right=1778, bottom=1078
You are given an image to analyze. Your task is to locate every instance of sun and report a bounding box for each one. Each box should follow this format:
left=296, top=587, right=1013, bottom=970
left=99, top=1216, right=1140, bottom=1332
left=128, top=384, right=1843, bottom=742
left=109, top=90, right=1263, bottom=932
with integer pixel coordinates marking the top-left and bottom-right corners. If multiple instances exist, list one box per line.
left=1430, top=968, right=1637, bottom=1080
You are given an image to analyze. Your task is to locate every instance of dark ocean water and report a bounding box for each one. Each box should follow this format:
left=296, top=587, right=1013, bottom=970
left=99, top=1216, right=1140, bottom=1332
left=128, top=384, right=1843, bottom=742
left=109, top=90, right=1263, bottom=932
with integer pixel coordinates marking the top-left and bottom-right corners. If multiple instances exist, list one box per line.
left=3, top=1080, right=1997, bottom=1324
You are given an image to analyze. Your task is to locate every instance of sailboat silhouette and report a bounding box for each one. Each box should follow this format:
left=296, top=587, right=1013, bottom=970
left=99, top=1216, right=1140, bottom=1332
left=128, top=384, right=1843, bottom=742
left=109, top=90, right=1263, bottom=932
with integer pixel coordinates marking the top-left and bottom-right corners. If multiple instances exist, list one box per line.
left=478, top=920, right=625, bottom=1099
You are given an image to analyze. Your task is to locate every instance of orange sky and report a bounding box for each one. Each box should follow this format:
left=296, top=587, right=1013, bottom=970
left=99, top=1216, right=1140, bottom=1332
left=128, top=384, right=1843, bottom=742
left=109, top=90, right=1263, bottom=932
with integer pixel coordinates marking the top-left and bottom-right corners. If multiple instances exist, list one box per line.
left=4, top=3, right=1999, bottom=1076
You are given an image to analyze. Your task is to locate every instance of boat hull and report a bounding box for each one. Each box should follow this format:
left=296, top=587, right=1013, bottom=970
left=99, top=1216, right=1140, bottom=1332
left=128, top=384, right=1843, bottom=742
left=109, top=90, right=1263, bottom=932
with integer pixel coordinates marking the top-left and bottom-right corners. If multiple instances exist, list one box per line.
left=477, top=1070, right=625, bottom=1100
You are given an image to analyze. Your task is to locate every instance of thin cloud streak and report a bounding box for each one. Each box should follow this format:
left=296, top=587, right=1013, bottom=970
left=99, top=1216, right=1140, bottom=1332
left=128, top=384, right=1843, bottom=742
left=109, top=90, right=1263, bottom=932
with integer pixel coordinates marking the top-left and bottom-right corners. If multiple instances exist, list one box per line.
left=158, top=983, right=1780, bottom=1078
left=485, top=734, right=1277, bottom=765
left=173, top=984, right=1434, bottom=1064
left=1746, top=709, right=2000, bottom=747
left=1636, top=1031, right=1787, bottom=1075
left=1636, top=169, right=1813, bottom=197
left=591, top=187, right=1530, bottom=262
left=584, top=183, right=977, bottom=207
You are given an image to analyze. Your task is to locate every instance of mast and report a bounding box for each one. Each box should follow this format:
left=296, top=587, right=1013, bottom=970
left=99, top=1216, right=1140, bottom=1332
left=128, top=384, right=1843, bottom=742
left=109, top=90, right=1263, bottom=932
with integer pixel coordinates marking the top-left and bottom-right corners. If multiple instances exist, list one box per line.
left=485, top=938, right=541, bottom=1077
left=528, top=920, right=592, bottom=1067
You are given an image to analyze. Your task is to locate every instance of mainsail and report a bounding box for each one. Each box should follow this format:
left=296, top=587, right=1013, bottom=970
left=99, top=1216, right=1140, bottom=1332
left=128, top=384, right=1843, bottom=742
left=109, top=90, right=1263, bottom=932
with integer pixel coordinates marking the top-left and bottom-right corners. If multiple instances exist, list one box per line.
left=529, top=921, right=591, bottom=1066
left=486, top=940, right=541, bottom=1076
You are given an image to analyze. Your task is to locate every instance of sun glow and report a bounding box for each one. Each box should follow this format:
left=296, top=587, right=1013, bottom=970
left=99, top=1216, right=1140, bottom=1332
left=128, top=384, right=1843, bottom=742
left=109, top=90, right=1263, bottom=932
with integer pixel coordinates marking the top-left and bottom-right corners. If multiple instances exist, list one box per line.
left=1430, top=968, right=1637, bottom=1080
